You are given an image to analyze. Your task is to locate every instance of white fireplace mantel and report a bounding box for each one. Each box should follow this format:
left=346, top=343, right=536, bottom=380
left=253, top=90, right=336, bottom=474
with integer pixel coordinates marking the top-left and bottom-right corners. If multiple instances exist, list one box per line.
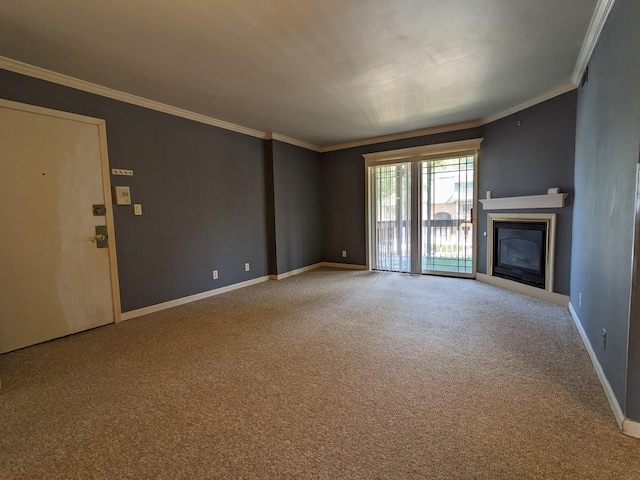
left=479, top=193, right=568, bottom=210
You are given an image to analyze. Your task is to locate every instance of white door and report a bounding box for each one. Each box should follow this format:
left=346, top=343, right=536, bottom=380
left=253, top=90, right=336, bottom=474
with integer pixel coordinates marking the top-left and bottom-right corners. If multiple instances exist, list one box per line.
left=0, top=100, right=120, bottom=354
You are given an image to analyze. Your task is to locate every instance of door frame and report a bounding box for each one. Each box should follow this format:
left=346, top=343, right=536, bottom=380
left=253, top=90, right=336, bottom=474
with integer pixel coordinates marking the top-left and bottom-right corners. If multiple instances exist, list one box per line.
left=364, top=138, right=483, bottom=278
left=0, top=98, right=122, bottom=323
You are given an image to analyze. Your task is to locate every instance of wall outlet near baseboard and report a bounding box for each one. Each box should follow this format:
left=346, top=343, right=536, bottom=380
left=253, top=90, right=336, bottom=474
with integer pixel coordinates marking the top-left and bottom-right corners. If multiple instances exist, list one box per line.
left=602, top=328, right=607, bottom=350
left=342, top=250, right=347, bottom=258
left=245, top=263, right=250, bottom=272
left=213, top=270, right=218, bottom=280
left=579, top=293, right=582, bottom=307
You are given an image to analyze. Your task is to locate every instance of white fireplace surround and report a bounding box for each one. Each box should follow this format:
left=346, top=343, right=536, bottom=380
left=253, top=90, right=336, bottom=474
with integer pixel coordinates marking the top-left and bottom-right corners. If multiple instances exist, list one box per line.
left=486, top=213, right=557, bottom=293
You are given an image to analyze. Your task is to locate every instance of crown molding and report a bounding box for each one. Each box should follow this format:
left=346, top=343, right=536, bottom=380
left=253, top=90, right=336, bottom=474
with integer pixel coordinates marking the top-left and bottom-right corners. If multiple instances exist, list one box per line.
left=572, top=0, right=616, bottom=86
left=0, top=55, right=267, bottom=139
left=319, top=120, right=481, bottom=153
left=266, top=132, right=321, bottom=152
left=479, top=82, right=577, bottom=125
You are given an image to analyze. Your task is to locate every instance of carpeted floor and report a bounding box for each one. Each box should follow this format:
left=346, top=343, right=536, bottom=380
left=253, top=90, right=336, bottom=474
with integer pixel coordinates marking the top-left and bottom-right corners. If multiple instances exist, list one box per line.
left=1, top=268, right=639, bottom=479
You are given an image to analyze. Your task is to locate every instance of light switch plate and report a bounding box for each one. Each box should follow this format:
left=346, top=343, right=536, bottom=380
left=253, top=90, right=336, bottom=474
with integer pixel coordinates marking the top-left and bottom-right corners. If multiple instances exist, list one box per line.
left=134, top=204, right=142, bottom=216
left=114, top=186, right=131, bottom=205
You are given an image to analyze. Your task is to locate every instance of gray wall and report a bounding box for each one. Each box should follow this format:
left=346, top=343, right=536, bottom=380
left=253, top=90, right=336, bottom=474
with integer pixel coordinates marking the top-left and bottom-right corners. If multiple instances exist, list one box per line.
left=271, top=140, right=323, bottom=275
left=0, top=69, right=269, bottom=312
left=571, top=0, right=640, bottom=420
left=477, top=91, right=577, bottom=294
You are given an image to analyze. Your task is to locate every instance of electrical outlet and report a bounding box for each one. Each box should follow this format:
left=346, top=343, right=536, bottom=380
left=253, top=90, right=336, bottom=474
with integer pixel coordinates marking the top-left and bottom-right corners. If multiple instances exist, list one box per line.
left=213, top=270, right=218, bottom=280
left=245, top=263, right=250, bottom=272
left=602, top=329, right=607, bottom=350
left=342, top=250, right=347, bottom=258
left=579, top=293, right=582, bottom=307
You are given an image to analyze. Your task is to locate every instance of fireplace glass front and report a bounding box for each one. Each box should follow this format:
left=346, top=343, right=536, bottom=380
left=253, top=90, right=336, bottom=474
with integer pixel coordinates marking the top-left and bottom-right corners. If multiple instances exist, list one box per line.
left=493, top=221, right=547, bottom=288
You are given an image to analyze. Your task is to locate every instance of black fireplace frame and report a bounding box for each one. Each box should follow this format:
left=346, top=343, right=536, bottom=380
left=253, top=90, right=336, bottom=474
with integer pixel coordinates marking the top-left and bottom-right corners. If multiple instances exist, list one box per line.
left=492, top=220, right=548, bottom=289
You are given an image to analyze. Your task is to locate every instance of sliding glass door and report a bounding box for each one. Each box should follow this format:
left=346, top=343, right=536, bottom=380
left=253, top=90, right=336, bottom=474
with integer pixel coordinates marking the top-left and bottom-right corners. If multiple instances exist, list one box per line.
left=369, top=152, right=476, bottom=277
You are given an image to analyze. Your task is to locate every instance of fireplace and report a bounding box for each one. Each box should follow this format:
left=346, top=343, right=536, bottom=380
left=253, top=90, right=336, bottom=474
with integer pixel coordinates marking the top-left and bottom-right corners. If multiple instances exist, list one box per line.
left=487, top=214, right=556, bottom=292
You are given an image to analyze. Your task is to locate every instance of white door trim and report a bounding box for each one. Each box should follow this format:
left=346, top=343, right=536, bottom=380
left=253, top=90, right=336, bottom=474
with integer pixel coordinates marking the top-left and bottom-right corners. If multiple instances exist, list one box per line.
left=0, top=99, right=122, bottom=323
left=362, top=138, right=483, bottom=165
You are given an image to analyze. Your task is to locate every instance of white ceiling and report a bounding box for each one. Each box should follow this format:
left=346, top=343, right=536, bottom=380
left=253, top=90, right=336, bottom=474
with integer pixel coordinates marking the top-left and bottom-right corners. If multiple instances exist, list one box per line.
left=0, top=0, right=599, bottom=148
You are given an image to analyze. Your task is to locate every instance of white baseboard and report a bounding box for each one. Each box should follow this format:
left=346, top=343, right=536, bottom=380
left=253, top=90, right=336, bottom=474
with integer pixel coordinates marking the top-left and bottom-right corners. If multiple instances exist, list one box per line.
left=270, top=261, right=368, bottom=280
left=623, top=418, right=640, bottom=437
left=567, top=302, right=639, bottom=437
left=475, top=273, right=569, bottom=307
left=322, top=262, right=368, bottom=270
left=120, top=276, right=270, bottom=321
left=269, top=262, right=324, bottom=280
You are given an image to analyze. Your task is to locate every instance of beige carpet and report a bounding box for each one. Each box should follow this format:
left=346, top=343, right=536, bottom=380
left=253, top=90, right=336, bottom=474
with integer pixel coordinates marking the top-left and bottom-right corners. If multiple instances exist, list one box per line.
left=1, top=268, right=639, bottom=479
